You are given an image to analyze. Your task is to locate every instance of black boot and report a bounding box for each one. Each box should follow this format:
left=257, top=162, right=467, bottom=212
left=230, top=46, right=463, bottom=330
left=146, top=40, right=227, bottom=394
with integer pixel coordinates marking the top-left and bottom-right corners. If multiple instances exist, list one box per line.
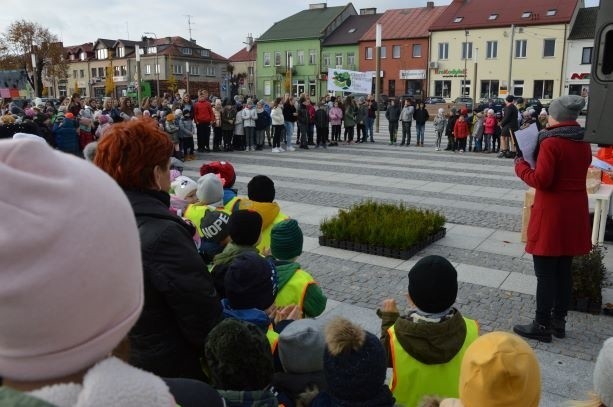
left=551, top=318, right=566, bottom=339
left=513, top=321, right=552, bottom=343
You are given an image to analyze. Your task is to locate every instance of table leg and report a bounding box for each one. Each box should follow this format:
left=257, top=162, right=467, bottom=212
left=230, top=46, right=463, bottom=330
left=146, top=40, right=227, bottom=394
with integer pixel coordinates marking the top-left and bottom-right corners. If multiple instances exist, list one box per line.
left=598, top=199, right=609, bottom=244
left=592, top=200, right=602, bottom=245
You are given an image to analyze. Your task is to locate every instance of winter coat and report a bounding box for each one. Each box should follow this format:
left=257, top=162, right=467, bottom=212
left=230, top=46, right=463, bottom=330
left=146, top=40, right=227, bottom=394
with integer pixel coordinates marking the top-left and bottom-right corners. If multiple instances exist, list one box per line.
left=453, top=119, right=470, bottom=139
left=472, top=118, right=484, bottom=140
left=500, top=103, right=519, bottom=137
left=315, top=108, right=329, bottom=129
left=53, top=117, right=79, bottom=154
left=211, top=242, right=260, bottom=298
left=433, top=114, right=447, bottom=133
left=329, top=106, right=343, bottom=125
left=125, top=189, right=222, bottom=381
left=297, top=103, right=311, bottom=127
left=356, top=104, right=368, bottom=125
left=484, top=116, right=497, bottom=134
left=515, top=124, right=592, bottom=256
left=385, top=104, right=401, bottom=122
left=343, top=104, right=356, bottom=127
left=255, top=109, right=271, bottom=130
left=274, top=260, right=327, bottom=318
left=445, top=115, right=458, bottom=136
left=221, top=106, right=237, bottom=131
left=193, top=100, right=214, bottom=124
left=179, top=118, right=194, bottom=139
left=283, top=102, right=297, bottom=122
left=234, top=109, right=244, bottom=135
left=271, top=105, right=284, bottom=126
left=413, top=107, right=429, bottom=125
left=401, top=105, right=415, bottom=122
left=241, top=107, right=257, bottom=127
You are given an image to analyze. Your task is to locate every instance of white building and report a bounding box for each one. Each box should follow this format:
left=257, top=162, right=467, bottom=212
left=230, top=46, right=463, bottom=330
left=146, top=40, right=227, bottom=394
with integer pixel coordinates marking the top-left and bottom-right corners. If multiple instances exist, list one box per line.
left=563, top=6, right=597, bottom=97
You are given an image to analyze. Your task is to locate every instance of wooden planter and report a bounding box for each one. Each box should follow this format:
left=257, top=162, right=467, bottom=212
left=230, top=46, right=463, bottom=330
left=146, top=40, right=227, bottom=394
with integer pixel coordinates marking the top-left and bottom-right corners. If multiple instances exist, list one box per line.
left=569, top=296, right=604, bottom=315
left=318, top=228, right=446, bottom=260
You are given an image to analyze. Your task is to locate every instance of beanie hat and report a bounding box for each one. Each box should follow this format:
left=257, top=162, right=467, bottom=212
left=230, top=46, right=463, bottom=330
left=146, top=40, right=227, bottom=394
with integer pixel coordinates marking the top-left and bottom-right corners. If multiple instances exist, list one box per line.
left=539, top=108, right=548, bottom=116
left=488, top=109, right=495, bottom=115
left=0, top=139, right=143, bottom=381
left=196, top=173, right=224, bottom=205
left=201, top=210, right=231, bottom=243
left=224, top=252, right=278, bottom=310
left=200, top=160, right=236, bottom=188
left=438, top=108, right=444, bottom=114
left=65, top=112, right=74, bottom=119
left=12, top=132, right=46, bottom=143
left=228, top=210, right=262, bottom=246
left=204, top=319, right=273, bottom=391
left=166, top=113, right=175, bottom=121
left=459, top=332, right=540, bottom=407
left=171, top=175, right=198, bottom=200
left=279, top=318, right=325, bottom=374
left=594, top=337, right=613, bottom=407
left=408, top=255, right=458, bottom=313
left=323, top=318, right=390, bottom=402
left=270, top=219, right=303, bottom=260
left=548, top=95, right=585, bottom=122
left=174, top=109, right=182, bottom=116
left=248, top=175, right=275, bottom=202
left=170, top=157, right=184, bottom=173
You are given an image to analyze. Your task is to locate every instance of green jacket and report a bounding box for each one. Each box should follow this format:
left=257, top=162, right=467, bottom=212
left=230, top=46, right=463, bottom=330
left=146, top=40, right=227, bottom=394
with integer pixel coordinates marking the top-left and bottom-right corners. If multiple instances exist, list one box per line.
left=275, top=261, right=327, bottom=318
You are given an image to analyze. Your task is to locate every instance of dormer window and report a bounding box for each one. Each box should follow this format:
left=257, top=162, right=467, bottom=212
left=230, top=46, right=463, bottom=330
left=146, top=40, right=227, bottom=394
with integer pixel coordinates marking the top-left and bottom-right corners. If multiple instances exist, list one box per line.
left=138, top=47, right=145, bottom=55
left=96, top=48, right=108, bottom=60
left=80, top=52, right=87, bottom=61
left=488, top=14, right=498, bottom=20
left=521, top=11, right=532, bottom=18
left=147, top=46, right=157, bottom=54
left=454, top=17, right=463, bottom=23
left=69, top=54, right=75, bottom=60
left=181, top=47, right=192, bottom=55
left=117, top=47, right=125, bottom=58
left=546, top=9, right=557, bottom=16
left=201, top=49, right=210, bottom=57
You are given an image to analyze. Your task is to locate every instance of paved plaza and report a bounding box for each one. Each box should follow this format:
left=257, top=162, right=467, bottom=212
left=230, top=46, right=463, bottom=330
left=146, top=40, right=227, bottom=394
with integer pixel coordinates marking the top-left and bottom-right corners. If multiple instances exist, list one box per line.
left=184, top=118, right=613, bottom=406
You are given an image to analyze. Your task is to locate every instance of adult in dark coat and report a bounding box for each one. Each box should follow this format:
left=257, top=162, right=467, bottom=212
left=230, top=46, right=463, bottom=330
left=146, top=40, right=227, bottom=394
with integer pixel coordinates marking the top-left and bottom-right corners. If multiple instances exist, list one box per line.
left=94, top=119, right=222, bottom=381
left=513, top=95, right=592, bottom=343
left=498, top=95, right=519, bottom=158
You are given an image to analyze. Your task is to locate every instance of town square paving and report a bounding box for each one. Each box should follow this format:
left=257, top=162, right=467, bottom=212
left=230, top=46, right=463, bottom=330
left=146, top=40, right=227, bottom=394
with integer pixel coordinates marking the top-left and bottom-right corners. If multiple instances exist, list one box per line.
left=183, top=118, right=613, bottom=406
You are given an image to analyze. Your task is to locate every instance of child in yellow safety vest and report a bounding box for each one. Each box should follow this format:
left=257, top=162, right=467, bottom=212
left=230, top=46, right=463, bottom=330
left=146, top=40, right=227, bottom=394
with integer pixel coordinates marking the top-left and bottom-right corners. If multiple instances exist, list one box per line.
left=378, top=255, right=479, bottom=407
left=183, top=173, right=225, bottom=237
left=269, top=219, right=327, bottom=318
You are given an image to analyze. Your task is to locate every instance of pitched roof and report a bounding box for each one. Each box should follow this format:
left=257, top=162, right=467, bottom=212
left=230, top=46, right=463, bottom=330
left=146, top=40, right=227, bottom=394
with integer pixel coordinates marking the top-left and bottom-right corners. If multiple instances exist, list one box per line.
left=568, top=7, right=598, bottom=40
left=323, top=14, right=382, bottom=46
left=361, top=5, right=446, bottom=40
left=93, top=38, right=115, bottom=49
left=258, top=5, right=351, bottom=41
left=228, top=45, right=257, bottom=62
left=429, top=0, right=580, bottom=31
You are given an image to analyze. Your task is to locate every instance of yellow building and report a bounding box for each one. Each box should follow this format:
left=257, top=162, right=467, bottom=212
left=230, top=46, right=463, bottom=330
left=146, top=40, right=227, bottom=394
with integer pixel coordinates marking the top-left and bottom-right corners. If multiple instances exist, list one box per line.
left=428, top=0, right=583, bottom=104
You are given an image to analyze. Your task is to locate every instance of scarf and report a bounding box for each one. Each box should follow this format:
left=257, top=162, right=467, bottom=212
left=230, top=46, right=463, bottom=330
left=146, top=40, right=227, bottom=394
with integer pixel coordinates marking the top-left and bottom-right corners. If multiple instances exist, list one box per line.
left=533, top=122, right=584, bottom=161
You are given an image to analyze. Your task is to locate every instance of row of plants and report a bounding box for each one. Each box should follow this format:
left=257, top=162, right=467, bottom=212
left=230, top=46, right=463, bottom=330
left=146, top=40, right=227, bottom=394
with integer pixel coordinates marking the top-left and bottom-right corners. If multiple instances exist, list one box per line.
left=571, top=245, right=610, bottom=314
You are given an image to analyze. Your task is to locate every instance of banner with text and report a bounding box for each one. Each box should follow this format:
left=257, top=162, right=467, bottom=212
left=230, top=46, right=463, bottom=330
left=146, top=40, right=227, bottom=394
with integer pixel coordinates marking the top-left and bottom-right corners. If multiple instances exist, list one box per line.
left=327, top=68, right=372, bottom=94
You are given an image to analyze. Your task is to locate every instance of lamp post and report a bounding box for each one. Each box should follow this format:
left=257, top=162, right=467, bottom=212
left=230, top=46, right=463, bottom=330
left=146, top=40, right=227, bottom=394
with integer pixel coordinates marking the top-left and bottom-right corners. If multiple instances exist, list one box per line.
left=144, top=32, right=159, bottom=97
left=288, top=54, right=293, bottom=97
left=135, top=44, right=141, bottom=103
left=186, top=61, right=190, bottom=97
left=31, top=42, right=38, bottom=98
left=472, top=48, right=478, bottom=101
left=463, top=29, right=468, bottom=97
left=375, top=23, right=381, bottom=133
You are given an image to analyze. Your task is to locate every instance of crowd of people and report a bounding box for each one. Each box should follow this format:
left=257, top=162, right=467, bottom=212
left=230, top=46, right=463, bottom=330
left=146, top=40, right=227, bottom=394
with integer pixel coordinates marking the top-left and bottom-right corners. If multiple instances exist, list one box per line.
left=0, top=93, right=611, bottom=406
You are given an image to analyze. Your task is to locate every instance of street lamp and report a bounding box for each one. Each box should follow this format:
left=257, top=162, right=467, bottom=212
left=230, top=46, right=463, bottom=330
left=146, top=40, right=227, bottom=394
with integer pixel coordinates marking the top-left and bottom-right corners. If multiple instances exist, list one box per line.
left=463, top=29, right=469, bottom=97
left=31, top=41, right=38, bottom=98
left=375, top=23, right=381, bottom=133
left=144, top=32, right=160, bottom=97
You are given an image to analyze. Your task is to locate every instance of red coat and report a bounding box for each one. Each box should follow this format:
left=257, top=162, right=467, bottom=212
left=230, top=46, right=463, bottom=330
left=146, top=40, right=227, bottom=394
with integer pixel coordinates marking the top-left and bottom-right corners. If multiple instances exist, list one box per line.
left=515, top=125, right=592, bottom=256
left=193, top=100, right=214, bottom=124
left=453, top=119, right=470, bottom=139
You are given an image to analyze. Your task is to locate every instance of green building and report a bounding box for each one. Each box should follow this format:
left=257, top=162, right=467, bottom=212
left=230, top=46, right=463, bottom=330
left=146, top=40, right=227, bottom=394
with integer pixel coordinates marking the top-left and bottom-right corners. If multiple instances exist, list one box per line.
left=256, top=3, right=356, bottom=100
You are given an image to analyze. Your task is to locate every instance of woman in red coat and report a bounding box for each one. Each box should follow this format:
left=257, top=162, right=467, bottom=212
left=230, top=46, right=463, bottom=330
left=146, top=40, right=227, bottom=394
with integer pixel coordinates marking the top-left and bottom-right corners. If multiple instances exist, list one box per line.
left=453, top=114, right=470, bottom=152
left=513, top=95, right=592, bottom=343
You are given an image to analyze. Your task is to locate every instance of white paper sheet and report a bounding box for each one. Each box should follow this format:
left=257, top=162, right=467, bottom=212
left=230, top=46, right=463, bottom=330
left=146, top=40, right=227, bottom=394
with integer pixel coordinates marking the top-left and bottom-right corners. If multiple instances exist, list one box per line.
left=592, top=156, right=613, bottom=171
left=514, top=123, right=539, bottom=169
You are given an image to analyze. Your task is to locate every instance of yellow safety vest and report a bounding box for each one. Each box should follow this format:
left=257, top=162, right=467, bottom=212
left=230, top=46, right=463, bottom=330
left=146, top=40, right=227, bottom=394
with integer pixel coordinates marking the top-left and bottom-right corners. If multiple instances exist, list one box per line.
left=266, top=325, right=279, bottom=354
left=274, top=269, right=316, bottom=314
left=388, top=317, right=479, bottom=407
left=257, top=211, right=288, bottom=254
left=183, top=204, right=210, bottom=237
left=223, top=196, right=240, bottom=213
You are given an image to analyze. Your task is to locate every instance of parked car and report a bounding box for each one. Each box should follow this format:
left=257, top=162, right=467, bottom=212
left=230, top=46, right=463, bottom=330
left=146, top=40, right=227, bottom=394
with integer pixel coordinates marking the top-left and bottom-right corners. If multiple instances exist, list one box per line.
left=477, top=98, right=505, bottom=113
left=523, top=98, right=544, bottom=113
left=424, top=96, right=446, bottom=104
left=453, top=96, right=474, bottom=111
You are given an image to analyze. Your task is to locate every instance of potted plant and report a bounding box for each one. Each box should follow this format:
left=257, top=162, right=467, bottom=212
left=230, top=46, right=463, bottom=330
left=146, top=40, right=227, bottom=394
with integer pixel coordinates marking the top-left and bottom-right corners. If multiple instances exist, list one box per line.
left=570, top=245, right=609, bottom=314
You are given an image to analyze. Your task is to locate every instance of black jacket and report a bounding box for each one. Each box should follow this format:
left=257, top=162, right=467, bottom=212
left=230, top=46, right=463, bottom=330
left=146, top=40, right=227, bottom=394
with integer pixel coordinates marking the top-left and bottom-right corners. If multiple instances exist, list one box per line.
left=125, top=189, right=222, bottom=381
left=500, top=103, right=519, bottom=136
left=315, top=108, right=329, bottom=128
left=413, top=107, right=429, bottom=125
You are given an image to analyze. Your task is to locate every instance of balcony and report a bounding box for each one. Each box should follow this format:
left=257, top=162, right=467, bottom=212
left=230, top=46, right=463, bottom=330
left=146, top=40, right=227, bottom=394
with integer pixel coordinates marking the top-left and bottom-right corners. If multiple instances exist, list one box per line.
left=275, top=66, right=297, bottom=75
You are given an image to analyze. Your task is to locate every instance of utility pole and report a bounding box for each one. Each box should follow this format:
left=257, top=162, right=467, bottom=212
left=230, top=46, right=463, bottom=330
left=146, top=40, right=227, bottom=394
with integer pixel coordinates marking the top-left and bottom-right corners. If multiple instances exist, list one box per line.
left=135, top=44, right=141, bottom=103
left=473, top=48, right=478, bottom=101
left=508, top=24, right=515, bottom=96
left=185, top=15, right=195, bottom=42
left=463, top=29, right=468, bottom=96
left=375, top=23, right=381, bottom=133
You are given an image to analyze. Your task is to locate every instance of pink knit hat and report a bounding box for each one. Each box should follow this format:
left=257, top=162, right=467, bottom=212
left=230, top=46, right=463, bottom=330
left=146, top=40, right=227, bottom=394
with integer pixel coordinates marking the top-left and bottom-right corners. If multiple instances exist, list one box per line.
left=0, top=139, right=144, bottom=381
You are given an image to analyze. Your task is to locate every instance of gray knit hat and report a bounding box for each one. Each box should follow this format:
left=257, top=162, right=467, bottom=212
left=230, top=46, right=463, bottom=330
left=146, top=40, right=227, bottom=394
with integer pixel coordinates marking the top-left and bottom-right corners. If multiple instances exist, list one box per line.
left=548, top=95, right=585, bottom=122
left=196, top=173, right=223, bottom=205
left=279, top=318, right=325, bottom=374
left=594, top=337, right=613, bottom=407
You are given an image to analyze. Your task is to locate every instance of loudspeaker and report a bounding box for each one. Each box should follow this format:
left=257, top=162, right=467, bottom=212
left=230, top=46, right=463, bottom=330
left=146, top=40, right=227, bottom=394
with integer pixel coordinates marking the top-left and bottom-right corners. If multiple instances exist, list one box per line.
left=585, top=2, right=613, bottom=146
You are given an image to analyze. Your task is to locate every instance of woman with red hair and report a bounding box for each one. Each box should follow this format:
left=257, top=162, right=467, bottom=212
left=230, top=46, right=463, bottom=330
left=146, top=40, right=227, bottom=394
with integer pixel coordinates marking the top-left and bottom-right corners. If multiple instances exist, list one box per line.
left=95, top=119, right=221, bottom=381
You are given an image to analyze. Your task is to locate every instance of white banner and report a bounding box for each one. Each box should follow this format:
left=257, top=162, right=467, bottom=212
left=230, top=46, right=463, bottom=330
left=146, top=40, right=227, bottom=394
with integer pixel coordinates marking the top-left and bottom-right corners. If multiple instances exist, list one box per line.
left=327, top=68, right=372, bottom=94
left=399, top=69, right=426, bottom=80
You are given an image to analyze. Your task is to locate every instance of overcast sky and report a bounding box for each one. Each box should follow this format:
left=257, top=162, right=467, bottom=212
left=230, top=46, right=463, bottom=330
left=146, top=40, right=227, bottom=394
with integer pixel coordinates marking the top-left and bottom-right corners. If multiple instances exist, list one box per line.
left=1, top=0, right=600, bottom=58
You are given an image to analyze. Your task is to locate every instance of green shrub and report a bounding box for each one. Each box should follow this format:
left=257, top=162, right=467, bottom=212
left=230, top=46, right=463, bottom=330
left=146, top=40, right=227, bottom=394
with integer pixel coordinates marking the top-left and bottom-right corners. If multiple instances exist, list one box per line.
left=571, top=245, right=609, bottom=306
left=320, top=200, right=446, bottom=250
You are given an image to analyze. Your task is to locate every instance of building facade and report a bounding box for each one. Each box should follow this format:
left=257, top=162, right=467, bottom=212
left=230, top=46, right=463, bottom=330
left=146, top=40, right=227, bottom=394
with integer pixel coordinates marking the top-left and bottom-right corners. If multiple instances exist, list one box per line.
left=228, top=38, right=257, bottom=96
left=564, top=6, right=597, bottom=97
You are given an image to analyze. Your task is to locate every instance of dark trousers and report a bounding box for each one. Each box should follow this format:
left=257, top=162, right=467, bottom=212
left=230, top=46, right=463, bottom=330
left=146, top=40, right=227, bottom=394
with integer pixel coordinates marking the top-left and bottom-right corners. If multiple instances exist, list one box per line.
left=316, top=126, right=328, bottom=145
left=534, top=255, right=573, bottom=325
left=273, top=125, right=283, bottom=148
left=213, top=127, right=222, bottom=150
left=357, top=123, right=365, bottom=142
left=455, top=138, right=467, bottom=151
left=401, top=121, right=412, bottom=144
left=389, top=121, right=399, bottom=143
left=222, top=129, right=233, bottom=150
left=196, top=123, right=211, bottom=151
left=331, top=125, right=341, bottom=141
left=181, top=136, right=194, bottom=156
left=492, top=134, right=500, bottom=152
left=345, top=126, right=354, bottom=142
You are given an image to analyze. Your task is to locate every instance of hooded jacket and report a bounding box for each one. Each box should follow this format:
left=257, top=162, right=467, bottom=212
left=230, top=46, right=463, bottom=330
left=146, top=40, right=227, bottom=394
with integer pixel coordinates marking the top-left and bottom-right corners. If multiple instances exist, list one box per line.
left=274, top=261, right=327, bottom=318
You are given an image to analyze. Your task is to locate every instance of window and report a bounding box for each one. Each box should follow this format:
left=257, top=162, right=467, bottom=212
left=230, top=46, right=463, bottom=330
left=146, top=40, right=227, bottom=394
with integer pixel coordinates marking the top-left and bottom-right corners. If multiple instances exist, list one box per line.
left=309, top=80, right=316, bottom=97
left=206, top=66, right=216, bottom=76
left=323, top=53, right=330, bottom=67
left=522, top=11, right=532, bottom=18
left=248, top=66, right=254, bottom=76
left=116, top=47, right=125, bottom=58
left=147, top=46, right=157, bottom=54
left=73, top=70, right=77, bottom=79
left=480, top=80, right=499, bottom=98
left=96, top=48, right=108, bottom=60
left=438, top=42, right=449, bottom=60
left=533, top=80, right=554, bottom=99
left=412, top=44, right=422, bottom=58
left=543, top=39, right=555, bottom=57
left=546, top=9, right=557, bottom=16
left=513, top=80, right=524, bottom=96
left=114, top=65, right=127, bottom=76
left=264, top=80, right=271, bottom=96
left=145, top=64, right=151, bottom=75
left=335, top=53, right=343, bottom=67
left=69, top=54, right=75, bottom=61
left=365, top=47, right=373, bottom=60
left=263, top=52, right=271, bottom=67
left=434, top=80, right=451, bottom=98
left=454, top=17, right=463, bottom=23
left=181, top=47, right=192, bottom=55
left=190, top=65, right=200, bottom=75
left=297, top=50, right=304, bottom=65
left=392, top=45, right=400, bottom=59
left=347, top=52, right=355, bottom=67
left=274, top=51, right=281, bottom=66
left=389, top=79, right=396, bottom=97
left=515, top=40, right=527, bottom=58
left=581, top=47, right=593, bottom=64
left=461, top=42, right=473, bottom=60
left=381, top=46, right=387, bottom=59
left=155, top=64, right=160, bottom=74
left=79, top=69, right=84, bottom=78
left=460, top=80, right=471, bottom=96
left=488, top=14, right=498, bottom=20
left=309, top=49, right=316, bottom=65
left=172, top=64, right=183, bottom=75
left=91, top=68, right=97, bottom=77
left=200, top=49, right=209, bottom=57
left=98, top=67, right=105, bottom=77
left=486, top=41, right=498, bottom=59
left=286, top=51, right=293, bottom=67
left=80, top=52, right=87, bottom=61
left=138, top=47, right=145, bottom=55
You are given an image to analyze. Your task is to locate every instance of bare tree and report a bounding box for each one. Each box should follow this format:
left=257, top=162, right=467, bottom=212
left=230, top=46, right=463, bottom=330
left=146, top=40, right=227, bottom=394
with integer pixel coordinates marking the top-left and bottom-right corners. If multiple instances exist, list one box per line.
left=0, top=20, right=68, bottom=97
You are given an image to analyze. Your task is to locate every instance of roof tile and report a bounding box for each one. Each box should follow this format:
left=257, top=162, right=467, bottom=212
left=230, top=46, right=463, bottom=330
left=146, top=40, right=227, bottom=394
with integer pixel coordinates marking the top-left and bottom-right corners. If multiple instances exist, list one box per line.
left=361, top=6, right=446, bottom=40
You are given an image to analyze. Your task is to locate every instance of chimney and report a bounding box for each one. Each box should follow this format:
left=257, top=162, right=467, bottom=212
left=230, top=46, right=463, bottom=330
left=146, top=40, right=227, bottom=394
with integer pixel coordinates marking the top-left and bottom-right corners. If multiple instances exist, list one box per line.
left=427, top=1, right=434, bottom=8
left=309, top=3, right=326, bottom=9
left=360, top=8, right=377, bottom=15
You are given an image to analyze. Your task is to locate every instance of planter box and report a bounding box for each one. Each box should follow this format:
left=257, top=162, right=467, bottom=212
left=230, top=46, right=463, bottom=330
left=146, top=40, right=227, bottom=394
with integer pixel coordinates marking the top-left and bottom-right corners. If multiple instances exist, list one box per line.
left=319, top=228, right=446, bottom=260
left=569, top=297, right=603, bottom=315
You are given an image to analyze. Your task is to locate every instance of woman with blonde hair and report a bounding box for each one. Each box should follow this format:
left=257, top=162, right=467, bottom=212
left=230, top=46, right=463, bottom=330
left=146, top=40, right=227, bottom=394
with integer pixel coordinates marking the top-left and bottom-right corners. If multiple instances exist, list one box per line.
left=571, top=337, right=613, bottom=407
